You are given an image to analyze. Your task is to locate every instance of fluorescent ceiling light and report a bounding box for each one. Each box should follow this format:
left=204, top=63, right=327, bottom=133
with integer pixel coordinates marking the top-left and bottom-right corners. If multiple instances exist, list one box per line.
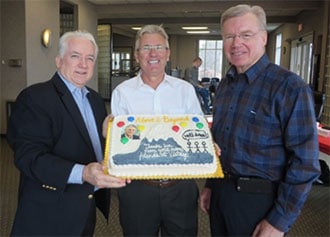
left=182, top=26, right=208, bottom=30
left=131, top=27, right=141, bottom=30
left=187, top=31, right=210, bottom=34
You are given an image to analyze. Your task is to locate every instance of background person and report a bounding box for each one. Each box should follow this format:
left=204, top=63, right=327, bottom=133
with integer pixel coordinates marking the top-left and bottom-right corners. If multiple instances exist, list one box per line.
left=184, top=57, right=211, bottom=114
left=110, top=24, right=203, bottom=236
left=6, top=30, right=128, bottom=236
left=200, top=4, right=320, bottom=237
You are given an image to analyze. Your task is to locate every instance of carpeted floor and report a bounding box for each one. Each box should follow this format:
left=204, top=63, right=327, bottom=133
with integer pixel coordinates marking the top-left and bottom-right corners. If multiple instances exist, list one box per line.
left=1, top=136, right=329, bottom=236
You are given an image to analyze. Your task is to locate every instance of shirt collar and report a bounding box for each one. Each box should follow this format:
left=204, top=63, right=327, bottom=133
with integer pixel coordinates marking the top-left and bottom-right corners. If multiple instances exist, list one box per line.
left=57, top=71, right=89, bottom=96
left=226, top=54, right=270, bottom=84
left=135, top=71, right=174, bottom=89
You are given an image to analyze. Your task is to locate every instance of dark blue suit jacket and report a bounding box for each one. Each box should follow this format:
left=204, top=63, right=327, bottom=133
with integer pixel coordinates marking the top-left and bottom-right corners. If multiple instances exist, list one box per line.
left=7, top=72, right=110, bottom=235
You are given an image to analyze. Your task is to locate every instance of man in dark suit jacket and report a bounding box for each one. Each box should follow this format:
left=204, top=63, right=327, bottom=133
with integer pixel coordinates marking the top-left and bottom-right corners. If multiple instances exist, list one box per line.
left=6, top=31, right=129, bottom=236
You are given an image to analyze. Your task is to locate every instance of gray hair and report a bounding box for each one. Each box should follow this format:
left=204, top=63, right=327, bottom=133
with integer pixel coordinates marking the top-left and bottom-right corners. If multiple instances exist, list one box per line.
left=221, top=4, right=267, bottom=34
left=134, top=25, right=169, bottom=51
left=58, top=30, right=99, bottom=58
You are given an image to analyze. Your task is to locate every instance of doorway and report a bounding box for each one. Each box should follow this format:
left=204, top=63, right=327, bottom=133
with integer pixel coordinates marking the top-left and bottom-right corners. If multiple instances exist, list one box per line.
left=289, top=33, right=314, bottom=85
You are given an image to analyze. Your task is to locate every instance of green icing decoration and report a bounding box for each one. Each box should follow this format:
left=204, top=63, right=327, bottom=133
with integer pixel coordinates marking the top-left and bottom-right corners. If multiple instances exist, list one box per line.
left=196, top=122, right=204, bottom=129
left=121, top=137, right=129, bottom=144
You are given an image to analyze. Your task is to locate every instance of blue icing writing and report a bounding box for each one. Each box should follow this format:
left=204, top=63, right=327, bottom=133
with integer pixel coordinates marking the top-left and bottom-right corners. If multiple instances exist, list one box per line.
left=113, top=137, right=213, bottom=165
left=139, top=146, right=188, bottom=161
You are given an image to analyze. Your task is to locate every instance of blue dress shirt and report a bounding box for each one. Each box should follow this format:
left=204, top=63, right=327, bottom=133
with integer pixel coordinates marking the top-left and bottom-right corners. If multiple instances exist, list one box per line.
left=58, top=73, right=103, bottom=184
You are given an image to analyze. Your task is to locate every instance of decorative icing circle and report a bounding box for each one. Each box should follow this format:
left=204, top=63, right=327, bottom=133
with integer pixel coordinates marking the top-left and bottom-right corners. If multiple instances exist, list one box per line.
left=180, top=122, right=188, bottom=127
left=121, top=137, right=129, bottom=144
left=138, top=125, right=145, bottom=131
left=172, top=125, right=180, bottom=132
left=127, top=116, right=135, bottom=122
left=192, top=117, right=199, bottom=123
left=196, top=122, right=204, bottom=128
left=117, top=121, right=125, bottom=127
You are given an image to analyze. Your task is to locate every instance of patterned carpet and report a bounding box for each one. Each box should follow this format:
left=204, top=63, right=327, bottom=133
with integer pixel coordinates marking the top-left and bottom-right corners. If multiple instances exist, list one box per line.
left=1, top=136, right=329, bottom=236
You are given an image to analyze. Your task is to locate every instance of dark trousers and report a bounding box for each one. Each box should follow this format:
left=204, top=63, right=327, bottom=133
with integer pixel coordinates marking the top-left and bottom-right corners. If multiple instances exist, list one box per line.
left=118, top=180, right=199, bottom=237
left=209, top=178, right=276, bottom=236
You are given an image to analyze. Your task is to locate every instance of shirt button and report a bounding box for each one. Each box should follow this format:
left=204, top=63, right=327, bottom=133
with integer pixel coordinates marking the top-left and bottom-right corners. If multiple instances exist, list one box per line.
left=88, top=194, right=93, bottom=199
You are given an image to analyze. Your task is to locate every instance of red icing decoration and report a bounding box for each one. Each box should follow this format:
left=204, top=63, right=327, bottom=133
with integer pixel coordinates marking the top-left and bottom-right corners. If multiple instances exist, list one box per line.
left=117, top=121, right=125, bottom=127
left=172, top=125, right=180, bottom=132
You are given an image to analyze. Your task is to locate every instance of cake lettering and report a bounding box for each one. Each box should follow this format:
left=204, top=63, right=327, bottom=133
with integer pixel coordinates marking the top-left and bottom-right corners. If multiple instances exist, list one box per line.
left=182, top=129, right=209, bottom=140
left=163, top=115, right=189, bottom=124
left=139, top=143, right=188, bottom=160
left=135, top=117, right=159, bottom=123
left=112, top=137, right=213, bottom=165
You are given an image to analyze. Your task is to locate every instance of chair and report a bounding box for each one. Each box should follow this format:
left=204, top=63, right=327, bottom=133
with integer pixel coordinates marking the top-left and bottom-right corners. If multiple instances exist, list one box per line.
left=200, top=77, right=211, bottom=88
left=313, top=91, right=325, bottom=122
left=209, top=77, right=220, bottom=93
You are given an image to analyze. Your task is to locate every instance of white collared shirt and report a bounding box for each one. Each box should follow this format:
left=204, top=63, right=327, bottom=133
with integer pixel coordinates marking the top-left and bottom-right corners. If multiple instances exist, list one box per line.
left=111, top=72, right=203, bottom=116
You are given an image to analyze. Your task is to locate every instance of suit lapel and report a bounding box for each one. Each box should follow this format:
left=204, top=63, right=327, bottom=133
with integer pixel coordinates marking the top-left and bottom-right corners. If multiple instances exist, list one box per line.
left=51, top=74, right=93, bottom=149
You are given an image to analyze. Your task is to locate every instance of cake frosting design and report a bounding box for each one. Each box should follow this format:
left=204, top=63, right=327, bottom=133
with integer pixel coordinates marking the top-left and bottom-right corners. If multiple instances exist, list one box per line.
left=105, top=114, right=223, bottom=179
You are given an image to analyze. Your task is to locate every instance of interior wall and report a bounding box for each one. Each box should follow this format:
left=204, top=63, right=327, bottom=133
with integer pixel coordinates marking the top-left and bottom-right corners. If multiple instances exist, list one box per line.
left=0, top=0, right=2, bottom=120
left=0, top=0, right=98, bottom=135
left=69, top=0, right=98, bottom=89
left=25, top=0, right=59, bottom=87
left=1, top=0, right=27, bottom=135
left=268, top=6, right=325, bottom=89
left=173, top=35, right=198, bottom=77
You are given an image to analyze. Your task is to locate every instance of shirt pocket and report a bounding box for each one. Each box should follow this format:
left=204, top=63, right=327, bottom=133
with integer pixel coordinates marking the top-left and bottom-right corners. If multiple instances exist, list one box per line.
left=239, top=108, right=282, bottom=149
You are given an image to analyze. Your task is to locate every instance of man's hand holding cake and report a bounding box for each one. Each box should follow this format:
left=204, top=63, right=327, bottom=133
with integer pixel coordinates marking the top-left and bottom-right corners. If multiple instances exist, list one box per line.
left=82, top=162, right=130, bottom=189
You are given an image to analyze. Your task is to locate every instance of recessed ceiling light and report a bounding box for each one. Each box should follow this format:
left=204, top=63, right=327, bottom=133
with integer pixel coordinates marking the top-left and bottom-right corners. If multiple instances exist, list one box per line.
left=131, top=27, right=141, bottom=30
left=182, top=26, right=208, bottom=30
left=186, top=31, right=210, bottom=34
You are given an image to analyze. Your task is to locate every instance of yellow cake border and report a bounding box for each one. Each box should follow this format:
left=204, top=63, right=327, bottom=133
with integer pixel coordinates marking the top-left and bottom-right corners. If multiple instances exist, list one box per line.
left=103, top=116, right=224, bottom=179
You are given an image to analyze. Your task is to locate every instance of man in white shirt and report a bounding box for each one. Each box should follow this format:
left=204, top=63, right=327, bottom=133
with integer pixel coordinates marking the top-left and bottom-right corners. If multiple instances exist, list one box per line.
left=110, top=24, right=203, bottom=236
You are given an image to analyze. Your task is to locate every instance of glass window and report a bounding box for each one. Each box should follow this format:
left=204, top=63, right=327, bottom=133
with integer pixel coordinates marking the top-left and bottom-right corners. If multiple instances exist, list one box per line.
left=198, top=40, right=223, bottom=79
left=275, top=33, right=282, bottom=65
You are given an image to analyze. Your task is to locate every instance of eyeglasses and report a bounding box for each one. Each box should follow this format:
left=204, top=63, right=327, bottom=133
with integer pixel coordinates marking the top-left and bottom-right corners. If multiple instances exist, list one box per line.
left=138, top=45, right=169, bottom=53
left=223, top=31, right=261, bottom=42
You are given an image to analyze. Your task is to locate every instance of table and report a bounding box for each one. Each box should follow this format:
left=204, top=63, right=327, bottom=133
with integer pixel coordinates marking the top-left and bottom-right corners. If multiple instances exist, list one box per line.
left=318, top=135, right=330, bottom=155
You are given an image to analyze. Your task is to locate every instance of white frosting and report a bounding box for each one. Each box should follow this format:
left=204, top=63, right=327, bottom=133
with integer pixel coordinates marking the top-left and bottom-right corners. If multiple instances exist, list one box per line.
left=107, top=114, right=217, bottom=178
left=108, top=163, right=217, bottom=177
